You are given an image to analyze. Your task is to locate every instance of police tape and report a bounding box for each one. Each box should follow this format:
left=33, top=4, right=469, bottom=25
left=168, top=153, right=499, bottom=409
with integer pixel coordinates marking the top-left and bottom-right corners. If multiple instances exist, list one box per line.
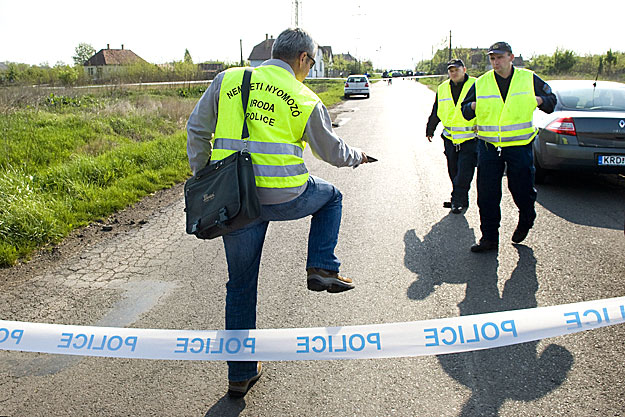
left=1, top=296, right=624, bottom=361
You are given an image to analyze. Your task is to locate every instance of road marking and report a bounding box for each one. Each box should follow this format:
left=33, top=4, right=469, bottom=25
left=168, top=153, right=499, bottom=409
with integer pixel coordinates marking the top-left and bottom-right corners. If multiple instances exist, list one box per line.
left=333, top=117, right=351, bottom=127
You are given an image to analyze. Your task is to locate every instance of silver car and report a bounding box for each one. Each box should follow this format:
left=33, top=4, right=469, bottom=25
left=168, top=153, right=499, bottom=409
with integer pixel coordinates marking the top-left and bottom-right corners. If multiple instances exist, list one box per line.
left=533, top=80, right=625, bottom=183
left=344, top=75, right=370, bottom=99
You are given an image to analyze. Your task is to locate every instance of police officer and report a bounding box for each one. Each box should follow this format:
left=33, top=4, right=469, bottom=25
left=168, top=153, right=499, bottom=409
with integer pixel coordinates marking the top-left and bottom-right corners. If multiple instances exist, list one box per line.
left=426, top=59, right=477, bottom=213
left=461, top=42, right=557, bottom=252
left=187, top=28, right=372, bottom=397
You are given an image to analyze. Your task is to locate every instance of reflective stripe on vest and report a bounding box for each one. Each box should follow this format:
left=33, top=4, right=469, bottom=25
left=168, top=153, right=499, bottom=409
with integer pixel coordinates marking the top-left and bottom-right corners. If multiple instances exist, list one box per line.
left=474, top=68, right=538, bottom=147
left=436, top=77, right=477, bottom=144
left=212, top=66, right=319, bottom=189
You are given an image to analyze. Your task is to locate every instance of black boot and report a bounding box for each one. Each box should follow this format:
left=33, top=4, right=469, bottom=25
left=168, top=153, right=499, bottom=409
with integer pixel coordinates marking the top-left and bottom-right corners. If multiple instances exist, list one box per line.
left=470, top=238, right=498, bottom=253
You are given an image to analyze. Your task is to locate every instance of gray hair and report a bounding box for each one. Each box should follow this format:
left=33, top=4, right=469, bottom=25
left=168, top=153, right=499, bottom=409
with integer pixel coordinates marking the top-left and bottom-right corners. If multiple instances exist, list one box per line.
left=271, top=28, right=317, bottom=61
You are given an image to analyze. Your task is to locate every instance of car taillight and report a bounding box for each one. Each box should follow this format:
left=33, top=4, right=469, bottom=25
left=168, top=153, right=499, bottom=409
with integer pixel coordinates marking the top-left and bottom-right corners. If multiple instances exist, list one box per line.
left=345, top=83, right=349, bottom=87
left=364, top=82, right=369, bottom=87
left=546, top=117, right=577, bottom=136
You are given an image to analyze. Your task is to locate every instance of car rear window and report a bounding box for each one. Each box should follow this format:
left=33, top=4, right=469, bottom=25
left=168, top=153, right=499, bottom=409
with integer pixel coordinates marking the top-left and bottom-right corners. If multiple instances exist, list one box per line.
left=558, top=86, right=625, bottom=111
left=347, top=77, right=366, bottom=83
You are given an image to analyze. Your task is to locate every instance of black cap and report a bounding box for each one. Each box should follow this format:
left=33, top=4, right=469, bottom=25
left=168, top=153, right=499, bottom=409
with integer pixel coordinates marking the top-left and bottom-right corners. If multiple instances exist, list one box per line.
left=446, top=59, right=465, bottom=69
left=488, top=42, right=512, bottom=54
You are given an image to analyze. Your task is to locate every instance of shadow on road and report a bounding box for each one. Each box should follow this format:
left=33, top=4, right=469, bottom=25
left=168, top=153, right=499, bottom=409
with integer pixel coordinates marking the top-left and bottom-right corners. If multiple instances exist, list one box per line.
left=536, top=172, right=625, bottom=231
left=204, top=394, right=246, bottom=417
left=404, top=215, right=573, bottom=416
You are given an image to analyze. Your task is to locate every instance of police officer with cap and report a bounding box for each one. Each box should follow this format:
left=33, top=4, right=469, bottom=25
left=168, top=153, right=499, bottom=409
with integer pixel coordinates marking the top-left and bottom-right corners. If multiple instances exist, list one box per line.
left=461, top=42, right=557, bottom=252
left=426, top=58, right=477, bottom=214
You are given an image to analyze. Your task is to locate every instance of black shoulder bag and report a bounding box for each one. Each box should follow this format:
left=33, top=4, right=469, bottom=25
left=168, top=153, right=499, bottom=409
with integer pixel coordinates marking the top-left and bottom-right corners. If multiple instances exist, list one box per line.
left=184, top=68, right=261, bottom=239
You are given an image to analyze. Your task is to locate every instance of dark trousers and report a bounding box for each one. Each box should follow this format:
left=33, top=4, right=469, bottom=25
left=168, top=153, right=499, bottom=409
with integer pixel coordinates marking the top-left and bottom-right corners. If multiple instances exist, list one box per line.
left=443, top=137, right=477, bottom=207
left=476, top=141, right=537, bottom=241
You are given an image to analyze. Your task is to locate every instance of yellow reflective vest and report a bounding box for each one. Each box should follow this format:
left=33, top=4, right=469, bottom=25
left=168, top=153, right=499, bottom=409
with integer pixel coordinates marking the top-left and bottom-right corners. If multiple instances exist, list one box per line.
left=437, top=77, right=477, bottom=144
left=212, top=66, right=320, bottom=189
left=475, top=68, right=538, bottom=147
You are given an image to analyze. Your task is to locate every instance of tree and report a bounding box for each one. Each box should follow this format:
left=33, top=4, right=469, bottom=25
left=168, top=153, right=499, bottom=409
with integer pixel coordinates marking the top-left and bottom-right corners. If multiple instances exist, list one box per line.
left=596, top=56, right=604, bottom=79
left=6, top=63, right=18, bottom=83
left=184, top=49, right=193, bottom=64
left=57, top=65, right=79, bottom=86
left=605, top=49, right=617, bottom=75
left=606, top=49, right=617, bottom=66
left=551, top=48, right=577, bottom=74
left=72, top=43, right=95, bottom=66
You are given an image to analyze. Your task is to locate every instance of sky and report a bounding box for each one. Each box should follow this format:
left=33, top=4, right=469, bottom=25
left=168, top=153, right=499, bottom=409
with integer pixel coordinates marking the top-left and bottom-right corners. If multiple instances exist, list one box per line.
left=0, top=0, right=622, bottom=70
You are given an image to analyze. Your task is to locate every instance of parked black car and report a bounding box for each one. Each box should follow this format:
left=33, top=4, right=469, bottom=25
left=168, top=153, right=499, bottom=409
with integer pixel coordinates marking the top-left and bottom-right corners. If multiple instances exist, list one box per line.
left=532, top=80, right=625, bottom=183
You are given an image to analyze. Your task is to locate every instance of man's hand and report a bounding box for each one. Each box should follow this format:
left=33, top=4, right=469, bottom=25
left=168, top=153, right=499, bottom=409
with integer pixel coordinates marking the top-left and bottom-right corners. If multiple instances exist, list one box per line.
left=536, top=96, right=544, bottom=106
left=426, top=136, right=433, bottom=142
left=361, top=151, right=369, bottom=163
left=471, top=102, right=476, bottom=111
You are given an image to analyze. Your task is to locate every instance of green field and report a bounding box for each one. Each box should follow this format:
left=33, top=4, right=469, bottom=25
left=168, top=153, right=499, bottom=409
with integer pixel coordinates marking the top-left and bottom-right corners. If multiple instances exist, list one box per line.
left=0, top=79, right=346, bottom=267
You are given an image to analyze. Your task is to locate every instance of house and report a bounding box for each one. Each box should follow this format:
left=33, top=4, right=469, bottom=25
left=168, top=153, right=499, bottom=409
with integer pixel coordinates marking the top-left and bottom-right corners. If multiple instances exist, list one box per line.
left=319, top=46, right=334, bottom=77
left=307, top=46, right=326, bottom=79
left=334, top=53, right=356, bottom=63
left=198, top=62, right=225, bottom=80
left=83, top=45, right=147, bottom=80
left=248, top=35, right=275, bottom=68
left=248, top=34, right=328, bottom=79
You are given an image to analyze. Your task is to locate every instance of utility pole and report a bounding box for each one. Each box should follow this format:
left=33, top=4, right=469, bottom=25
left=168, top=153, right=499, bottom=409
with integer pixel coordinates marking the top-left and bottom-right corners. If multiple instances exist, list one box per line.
left=293, top=0, right=300, bottom=27
left=240, top=39, right=243, bottom=67
left=449, top=30, right=452, bottom=61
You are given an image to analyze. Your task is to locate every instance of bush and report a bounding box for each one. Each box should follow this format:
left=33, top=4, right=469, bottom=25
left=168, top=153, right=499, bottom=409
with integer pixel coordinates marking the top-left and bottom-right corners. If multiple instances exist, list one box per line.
left=551, top=49, right=577, bottom=74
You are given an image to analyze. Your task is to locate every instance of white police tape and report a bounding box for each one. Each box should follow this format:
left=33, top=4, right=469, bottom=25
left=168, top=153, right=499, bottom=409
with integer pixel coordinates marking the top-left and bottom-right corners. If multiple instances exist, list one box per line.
left=1, top=296, right=624, bottom=361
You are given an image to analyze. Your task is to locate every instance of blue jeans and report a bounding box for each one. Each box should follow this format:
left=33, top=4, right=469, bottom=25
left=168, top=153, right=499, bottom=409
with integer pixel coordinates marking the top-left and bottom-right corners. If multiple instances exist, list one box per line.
left=443, top=138, right=477, bottom=207
left=222, top=175, right=342, bottom=381
left=476, top=141, right=537, bottom=241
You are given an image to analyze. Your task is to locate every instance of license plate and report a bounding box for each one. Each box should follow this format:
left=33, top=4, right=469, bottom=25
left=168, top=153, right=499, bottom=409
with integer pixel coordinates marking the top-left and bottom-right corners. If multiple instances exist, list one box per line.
left=597, top=155, right=625, bottom=166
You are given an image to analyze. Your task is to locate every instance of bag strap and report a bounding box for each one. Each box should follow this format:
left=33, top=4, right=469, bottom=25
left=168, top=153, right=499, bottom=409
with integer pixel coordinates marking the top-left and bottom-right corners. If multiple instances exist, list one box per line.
left=241, top=68, right=253, bottom=147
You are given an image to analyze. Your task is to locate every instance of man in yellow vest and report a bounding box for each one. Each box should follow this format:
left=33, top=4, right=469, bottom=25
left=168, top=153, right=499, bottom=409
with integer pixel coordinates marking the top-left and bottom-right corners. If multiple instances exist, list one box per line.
left=426, top=59, right=477, bottom=213
left=461, top=42, right=556, bottom=252
left=187, top=28, right=372, bottom=397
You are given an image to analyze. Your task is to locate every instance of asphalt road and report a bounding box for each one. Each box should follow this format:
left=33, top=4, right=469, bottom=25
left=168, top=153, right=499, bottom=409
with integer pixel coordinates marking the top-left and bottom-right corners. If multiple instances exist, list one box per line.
left=1, top=79, right=624, bottom=417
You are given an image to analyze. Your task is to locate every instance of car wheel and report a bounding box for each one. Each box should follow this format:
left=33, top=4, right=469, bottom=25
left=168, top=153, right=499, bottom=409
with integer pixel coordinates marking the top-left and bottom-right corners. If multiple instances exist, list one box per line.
left=344, top=94, right=349, bottom=99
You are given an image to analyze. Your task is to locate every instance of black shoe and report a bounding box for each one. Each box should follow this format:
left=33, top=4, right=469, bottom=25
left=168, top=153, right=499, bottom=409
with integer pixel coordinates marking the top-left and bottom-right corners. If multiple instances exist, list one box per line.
left=307, top=268, right=354, bottom=293
left=470, top=238, right=498, bottom=253
left=443, top=201, right=452, bottom=208
left=228, top=362, right=263, bottom=398
left=451, top=204, right=464, bottom=214
left=512, top=224, right=532, bottom=243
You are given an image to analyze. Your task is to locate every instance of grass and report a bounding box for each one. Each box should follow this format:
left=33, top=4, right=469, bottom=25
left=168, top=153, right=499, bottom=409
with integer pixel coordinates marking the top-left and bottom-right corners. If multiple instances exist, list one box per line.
left=418, top=76, right=446, bottom=92
left=304, top=79, right=345, bottom=107
left=0, top=91, right=196, bottom=267
left=0, top=79, right=346, bottom=267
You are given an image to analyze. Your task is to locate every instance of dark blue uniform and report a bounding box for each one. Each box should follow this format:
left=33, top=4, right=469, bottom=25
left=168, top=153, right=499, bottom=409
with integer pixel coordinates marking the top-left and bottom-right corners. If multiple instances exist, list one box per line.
left=426, top=73, right=477, bottom=210
left=461, top=67, right=557, bottom=244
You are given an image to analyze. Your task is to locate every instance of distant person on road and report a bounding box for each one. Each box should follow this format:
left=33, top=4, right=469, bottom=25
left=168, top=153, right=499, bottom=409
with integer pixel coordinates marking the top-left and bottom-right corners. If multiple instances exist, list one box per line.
left=186, top=27, right=372, bottom=398
left=461, top=42, right=557, bottom=252
left=425, top=59, right=477, bottom=214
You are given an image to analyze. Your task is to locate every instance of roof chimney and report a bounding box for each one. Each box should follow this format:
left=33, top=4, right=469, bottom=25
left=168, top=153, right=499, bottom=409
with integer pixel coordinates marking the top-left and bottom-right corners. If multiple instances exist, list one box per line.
left=121, top=44, right=124, bottom=50
left=107, top=44, right=110, bottom=49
